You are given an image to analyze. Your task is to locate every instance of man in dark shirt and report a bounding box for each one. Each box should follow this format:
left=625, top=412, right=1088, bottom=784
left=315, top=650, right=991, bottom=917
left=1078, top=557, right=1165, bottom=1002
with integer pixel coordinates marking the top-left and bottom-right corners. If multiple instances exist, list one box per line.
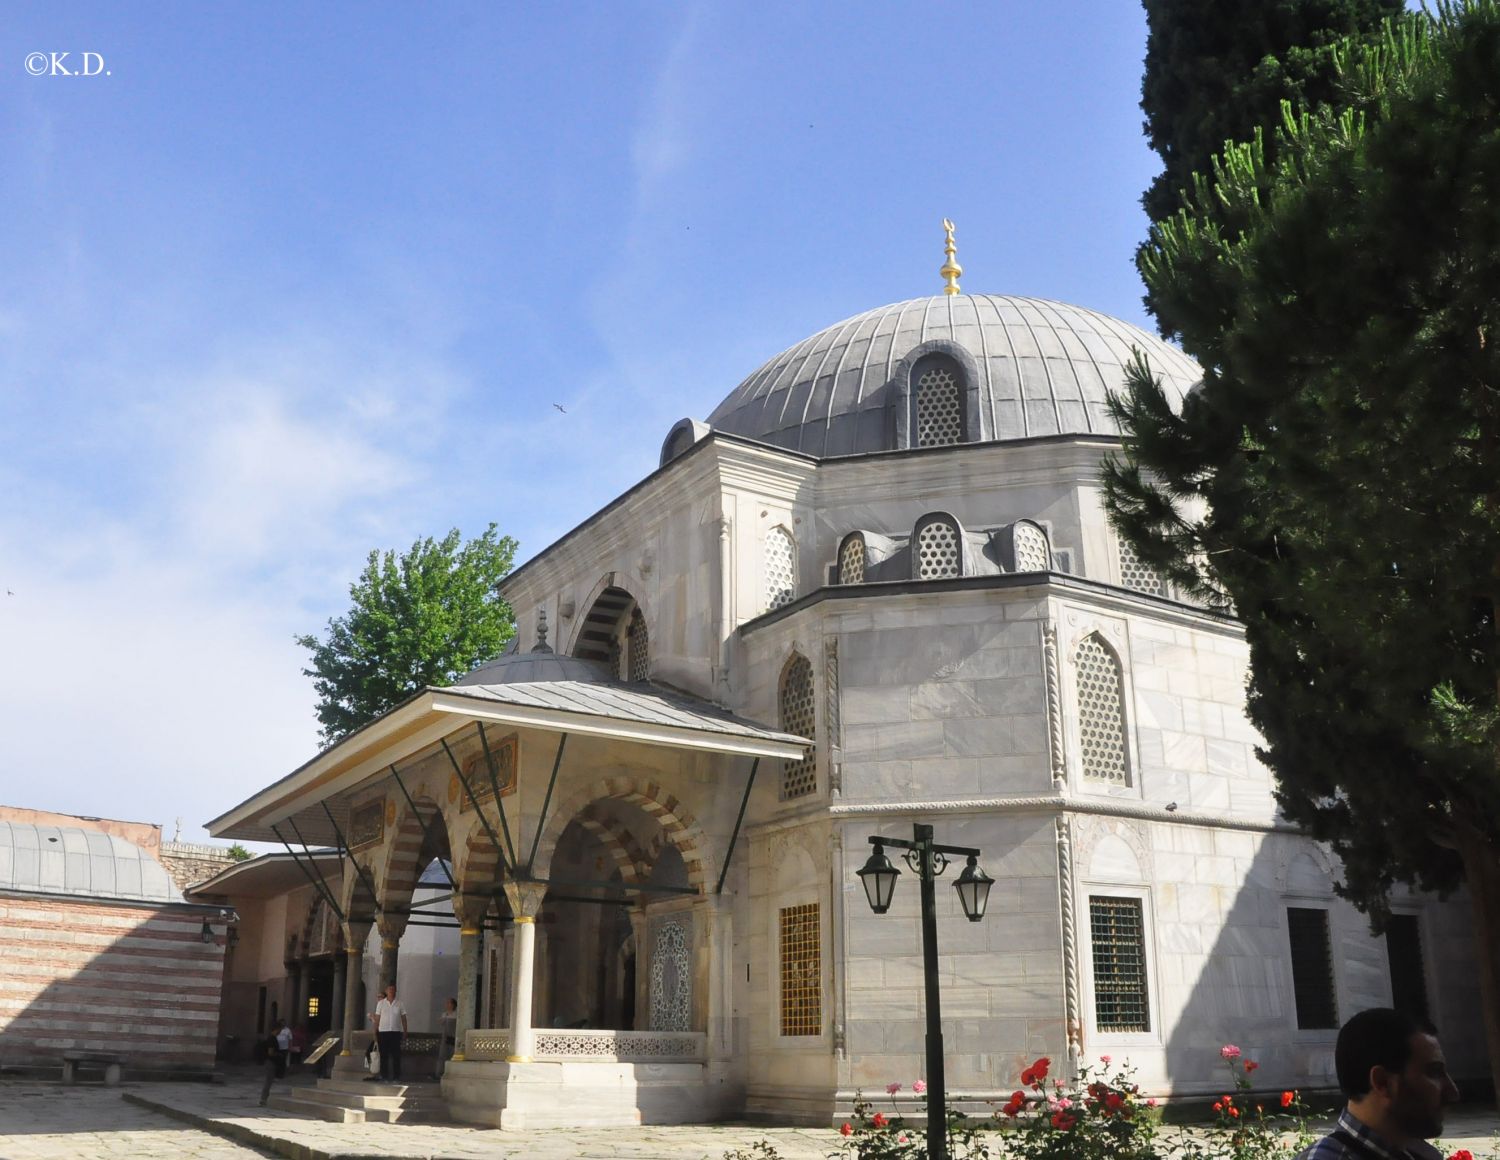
left=1296, top=1008, right=1460, bottom=1160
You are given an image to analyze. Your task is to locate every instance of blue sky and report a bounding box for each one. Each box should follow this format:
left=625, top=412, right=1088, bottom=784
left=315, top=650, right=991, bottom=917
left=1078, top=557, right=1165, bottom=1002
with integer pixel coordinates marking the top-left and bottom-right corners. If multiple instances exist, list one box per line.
left=1, top=2, right=1166, bottom=843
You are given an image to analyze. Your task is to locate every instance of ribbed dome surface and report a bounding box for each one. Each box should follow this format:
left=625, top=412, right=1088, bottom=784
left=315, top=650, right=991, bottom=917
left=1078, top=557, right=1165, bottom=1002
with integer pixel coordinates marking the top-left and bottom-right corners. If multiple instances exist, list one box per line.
left=0, top=822, right=180, bottom=903
left=706, top=295, right=1201, bottom=457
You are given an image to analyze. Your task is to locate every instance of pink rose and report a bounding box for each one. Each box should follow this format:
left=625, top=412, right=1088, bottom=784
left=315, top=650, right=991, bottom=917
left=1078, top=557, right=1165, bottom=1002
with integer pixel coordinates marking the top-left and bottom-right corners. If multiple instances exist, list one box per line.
left=1099, top=1054, right=1112, bottom=1065
left=886, top=1082, right=901, bottom=1095
left=1146, top=1098, right=1158, bottom=1108
left=912, top=1079, right=927, bottom=1094
left=1220, top=1044, right=1241, bottom=1060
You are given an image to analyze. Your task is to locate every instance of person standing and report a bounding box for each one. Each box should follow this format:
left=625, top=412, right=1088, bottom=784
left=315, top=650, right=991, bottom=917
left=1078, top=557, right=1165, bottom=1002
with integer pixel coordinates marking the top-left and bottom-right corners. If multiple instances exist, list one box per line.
left=436, top=997, right=458, bottom=1079
left=258, top=1020, right=289, bottom=1106
left=367, top=983, right=408, bottom=1083
left=1294, top=1007, right=1460, bottom=1160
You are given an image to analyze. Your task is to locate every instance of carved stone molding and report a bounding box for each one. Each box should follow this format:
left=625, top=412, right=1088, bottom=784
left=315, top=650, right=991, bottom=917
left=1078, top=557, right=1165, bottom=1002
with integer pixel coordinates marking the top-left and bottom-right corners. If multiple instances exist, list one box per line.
left=1043, top=622, right=1066, bottom=789
left=1056, top=816, right=1082, bottom=1074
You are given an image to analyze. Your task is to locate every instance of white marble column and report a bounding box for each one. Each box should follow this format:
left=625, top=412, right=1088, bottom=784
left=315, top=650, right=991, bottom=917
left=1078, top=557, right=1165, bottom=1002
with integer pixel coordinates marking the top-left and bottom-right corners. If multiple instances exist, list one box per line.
left=507, top=917, right=537, bottom=1061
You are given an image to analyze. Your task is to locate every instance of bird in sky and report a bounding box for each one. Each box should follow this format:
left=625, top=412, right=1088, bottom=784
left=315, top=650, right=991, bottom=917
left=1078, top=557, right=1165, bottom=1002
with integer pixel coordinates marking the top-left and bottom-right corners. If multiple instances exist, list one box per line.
left=553, top=403, right=567, bottom=413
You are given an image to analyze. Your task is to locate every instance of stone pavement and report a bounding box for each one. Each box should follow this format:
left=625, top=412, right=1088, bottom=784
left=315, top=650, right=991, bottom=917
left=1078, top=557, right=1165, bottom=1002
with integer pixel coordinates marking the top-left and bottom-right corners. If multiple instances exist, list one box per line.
left=2, top=1074, right=1497, bottom=1160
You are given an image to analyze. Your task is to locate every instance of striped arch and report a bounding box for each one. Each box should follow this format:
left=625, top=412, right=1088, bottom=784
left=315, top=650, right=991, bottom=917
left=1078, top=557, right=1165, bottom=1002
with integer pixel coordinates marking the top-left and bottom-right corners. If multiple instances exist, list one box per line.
left=453, top=817, right=509, bottom=902
left=566, top=571, right=654, bottom=665
left=342, top=856, right=379, bottom=925
left=572, top=803, right=652, bottom=886
left=533, top=776, right=711, bottom=893
left=378, top=796, right=449, bottom=918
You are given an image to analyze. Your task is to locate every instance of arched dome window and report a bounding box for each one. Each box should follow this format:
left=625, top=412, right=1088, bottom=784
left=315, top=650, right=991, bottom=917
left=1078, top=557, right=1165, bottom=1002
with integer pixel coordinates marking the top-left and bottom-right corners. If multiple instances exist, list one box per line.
left=1116, top=536, right=1167, bottom=597
left=837, top=533, right=866, bottom=585
left=779, top=653, right=816, bottom=799
left=765, top=525, right=797, bottom=610
left=911, top=355, right=966, bottom=447
left=574, top=586, right=648, bottom=680
left=1012, top=521, right=1051, bottom=573
left=913, top=513, right=963, bottom=580
left=1075, top=633, right=1129, bottom=784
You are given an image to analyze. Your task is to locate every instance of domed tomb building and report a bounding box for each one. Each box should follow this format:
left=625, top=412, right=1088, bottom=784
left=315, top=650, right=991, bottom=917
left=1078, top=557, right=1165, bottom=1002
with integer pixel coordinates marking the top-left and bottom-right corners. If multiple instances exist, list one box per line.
left=209, top=255, right=1484, bottom=1128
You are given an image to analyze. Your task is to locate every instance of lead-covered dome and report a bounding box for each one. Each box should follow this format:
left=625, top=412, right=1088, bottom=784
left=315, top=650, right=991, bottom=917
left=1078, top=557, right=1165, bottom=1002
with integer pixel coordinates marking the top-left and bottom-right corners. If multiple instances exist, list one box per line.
left=703, top=295, right=1201, bottom=458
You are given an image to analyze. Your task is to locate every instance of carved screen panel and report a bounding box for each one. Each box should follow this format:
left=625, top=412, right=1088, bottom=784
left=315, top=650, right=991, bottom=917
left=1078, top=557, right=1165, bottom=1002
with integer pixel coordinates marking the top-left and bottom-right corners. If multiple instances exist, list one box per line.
left=1116, top=537, right=1167, bottom=597
left=914, top=366, right=963, bottom=446
left=779, top=655, right=816, bottom=799
left=838, top=536, right=866, bottom=585
left=1013, top=522, right=1051, bottom=572
left=765, top=526, right=796, bottom=610
left=1076, top=634, right=1128, bottom=783
left=648, top=919, right=691, bottom=1032
left=915, top=520, right=960, bottom=579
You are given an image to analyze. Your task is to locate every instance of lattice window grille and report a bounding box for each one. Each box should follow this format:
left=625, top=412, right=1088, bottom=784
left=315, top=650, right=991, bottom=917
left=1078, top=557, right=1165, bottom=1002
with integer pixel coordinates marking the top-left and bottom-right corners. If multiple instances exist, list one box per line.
left=627, top=609, right=649, bottom=682
left=915, top=520, right=961, bottom=579
left=914, top=366, right=963, bottom=446
left=1089, top=896, right=1150, bottom=1032
left=765, top=526, right=797, bottom=610
left=1076, top=634, right=1128, bottom=783
left=1117, top=537, right=1167, bottom=596
left=1013, top=523, right=1051, bottom=573
left=779, top=903, right=822, bottom=1036
left=1287, top=907, right=1339, bottom=1030
left=838, top=536, right=866, bottom=585
left=648, top=920, right=691, bottom=1032
left=779, top=655, right=816, bottom=799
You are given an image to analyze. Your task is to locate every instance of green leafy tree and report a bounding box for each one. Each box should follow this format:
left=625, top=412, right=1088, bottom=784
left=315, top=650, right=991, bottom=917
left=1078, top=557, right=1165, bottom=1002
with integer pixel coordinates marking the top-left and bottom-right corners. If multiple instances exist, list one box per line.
left=1140, top=0, right=1400, bottom=225
left=226, top=843, right=252, bottom=863
left=297, top=524, right=518, bottom=744
left=1107, top=2, right=1500, bottom=1096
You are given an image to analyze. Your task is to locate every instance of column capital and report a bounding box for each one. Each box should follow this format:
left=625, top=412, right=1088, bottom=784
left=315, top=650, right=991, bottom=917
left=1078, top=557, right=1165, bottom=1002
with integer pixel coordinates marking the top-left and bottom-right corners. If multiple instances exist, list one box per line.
left=502, top=881, right=546, bottom=919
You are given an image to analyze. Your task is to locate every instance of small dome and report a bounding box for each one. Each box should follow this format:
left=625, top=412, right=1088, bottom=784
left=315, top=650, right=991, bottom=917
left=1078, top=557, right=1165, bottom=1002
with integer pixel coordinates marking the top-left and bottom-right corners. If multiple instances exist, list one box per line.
left=705, top=295, right=1201, bottom=458
left=0, top=821, right=181, bottom=904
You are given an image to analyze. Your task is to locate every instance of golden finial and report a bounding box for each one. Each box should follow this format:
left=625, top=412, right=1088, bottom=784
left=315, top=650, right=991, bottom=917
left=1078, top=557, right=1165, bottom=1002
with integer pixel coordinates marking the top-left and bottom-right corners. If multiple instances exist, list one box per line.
left=940, top=218, right=963, bottom=296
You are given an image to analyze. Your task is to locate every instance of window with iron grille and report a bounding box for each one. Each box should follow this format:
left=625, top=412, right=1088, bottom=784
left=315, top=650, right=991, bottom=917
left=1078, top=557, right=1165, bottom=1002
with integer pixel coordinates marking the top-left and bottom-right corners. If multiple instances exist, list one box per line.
left=1385, top=914, right=1428, bottom=1019
left=765, top=526, right=796, bottom=610
left=1090, top=895, right=1150, bottom=1032
left=1076, top=634, right=1129, bottom=783
left=1013, top=522, right=1051, bottom=572
left=1287, top=907, right=1338, bottom=1029
left=779, top=655, right=816, bottom=799
left=1116, top=537, right=1167, bottom=597
left=838, top=535, right=866, bottom=584
left=780, top=902, right=822, bottom=1036
left=914, top=365, right=963, bottom=446
left=915, top=519, right=961, bottom=579
left=626, top=608, right=649, bottom=682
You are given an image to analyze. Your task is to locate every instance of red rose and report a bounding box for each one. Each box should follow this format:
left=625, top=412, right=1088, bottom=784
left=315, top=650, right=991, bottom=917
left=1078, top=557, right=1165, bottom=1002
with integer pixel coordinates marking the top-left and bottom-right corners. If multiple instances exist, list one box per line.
left=1105, top=1093, right=1124, bottom=1111
left=840, top=1123, right=852, bottom=1137
left=1449, top=1151, right=1475, bottom=1160
left=1243, top=1060, right=1259, bottom=1073
left=1033, top=1057, right=1052, bottom=1082
left=1213, top=1102, right=1223, bottom=1113
left=1280, top=1091, right=1295, bottom=1108
left=1229, top=1107, right=1241, bottom=1119
left=1051, top=1110, right=1076, bottom=1130
left=872, top=1112, right=887, bottom=1128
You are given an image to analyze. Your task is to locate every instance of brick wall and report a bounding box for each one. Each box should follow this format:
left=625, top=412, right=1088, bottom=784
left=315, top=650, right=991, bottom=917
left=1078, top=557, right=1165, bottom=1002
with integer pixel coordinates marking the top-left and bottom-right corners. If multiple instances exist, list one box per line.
left=0, top=895, right=224, bottom=1070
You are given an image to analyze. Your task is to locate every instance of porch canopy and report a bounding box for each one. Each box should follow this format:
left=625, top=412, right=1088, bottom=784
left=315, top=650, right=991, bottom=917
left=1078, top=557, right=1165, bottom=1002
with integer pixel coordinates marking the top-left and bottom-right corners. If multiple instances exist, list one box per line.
left=207, top=676, right=808, bottom=850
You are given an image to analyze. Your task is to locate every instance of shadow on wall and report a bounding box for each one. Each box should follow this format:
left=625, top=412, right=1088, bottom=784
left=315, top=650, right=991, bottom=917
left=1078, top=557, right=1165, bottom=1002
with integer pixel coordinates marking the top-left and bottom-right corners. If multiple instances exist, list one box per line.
left=0, top=894, right=225, bottom=1077
left=1135, top=827, right=1488, bottom=1096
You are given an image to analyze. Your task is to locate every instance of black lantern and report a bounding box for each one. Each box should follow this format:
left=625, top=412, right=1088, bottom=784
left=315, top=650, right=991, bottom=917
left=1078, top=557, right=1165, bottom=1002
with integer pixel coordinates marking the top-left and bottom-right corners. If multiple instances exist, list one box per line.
left=952, top=855, right=994, bottom=922
left=857, top=841, right=900, bottom=914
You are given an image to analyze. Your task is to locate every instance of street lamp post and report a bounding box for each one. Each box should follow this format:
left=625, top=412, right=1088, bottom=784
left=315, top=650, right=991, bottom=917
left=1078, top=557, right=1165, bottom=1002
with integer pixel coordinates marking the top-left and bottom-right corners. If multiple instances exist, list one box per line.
left=856, top=823, right=993, bottom=1160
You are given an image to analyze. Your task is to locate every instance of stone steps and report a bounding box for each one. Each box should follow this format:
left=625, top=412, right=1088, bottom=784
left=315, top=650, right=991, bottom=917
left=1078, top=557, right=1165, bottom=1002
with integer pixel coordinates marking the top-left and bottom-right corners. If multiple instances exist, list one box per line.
left=266, top=1077, right=449, bottom=1124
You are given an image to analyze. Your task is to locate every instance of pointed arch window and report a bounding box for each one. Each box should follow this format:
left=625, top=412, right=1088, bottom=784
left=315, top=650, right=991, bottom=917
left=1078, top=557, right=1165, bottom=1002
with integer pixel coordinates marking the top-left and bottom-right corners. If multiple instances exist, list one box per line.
left=779, top=653, right=816, bottom=799
left=838, top=534, right=866, bottom=585
left=626, top=608, right=650, bottom=681
left=913, top=360, right=965, bottom=447
left=1076, top=633, right=1129, bottom=783
left=765, top=525, right=797, bottom=610
left=913, top=514, right=962, bottom=579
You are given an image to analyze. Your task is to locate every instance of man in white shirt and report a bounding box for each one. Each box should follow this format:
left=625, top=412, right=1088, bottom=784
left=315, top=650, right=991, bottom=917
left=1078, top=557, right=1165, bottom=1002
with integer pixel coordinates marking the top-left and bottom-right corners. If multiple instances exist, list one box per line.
left=368, top=983, right=408, bottom=1082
